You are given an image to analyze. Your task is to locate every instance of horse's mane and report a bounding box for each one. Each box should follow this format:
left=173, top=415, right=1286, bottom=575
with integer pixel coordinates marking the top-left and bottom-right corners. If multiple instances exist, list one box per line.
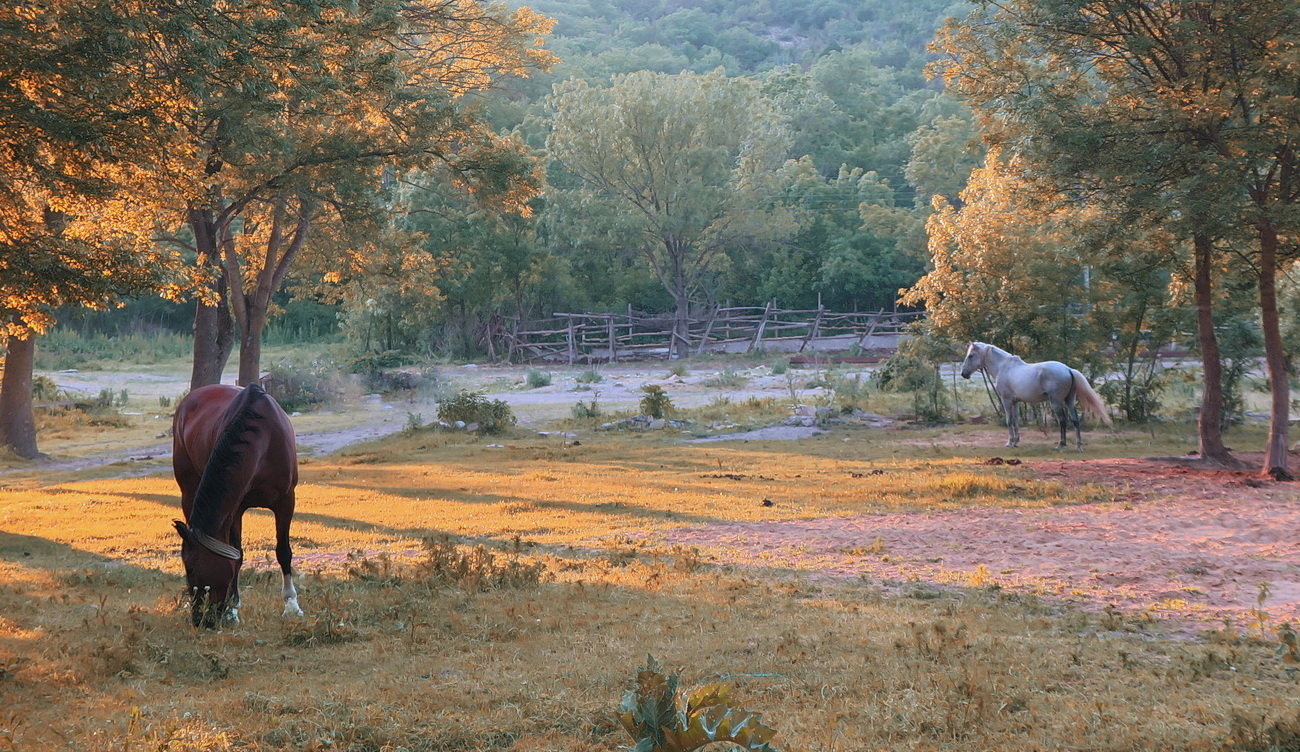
left=189, top=383, right=267, bottom=535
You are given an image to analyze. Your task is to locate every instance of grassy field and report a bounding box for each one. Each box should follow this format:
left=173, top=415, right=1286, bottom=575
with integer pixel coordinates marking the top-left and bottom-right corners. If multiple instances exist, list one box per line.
left=2, top=337, right=1298, bottom=750
left=3, top=405, right=1299, bottom=751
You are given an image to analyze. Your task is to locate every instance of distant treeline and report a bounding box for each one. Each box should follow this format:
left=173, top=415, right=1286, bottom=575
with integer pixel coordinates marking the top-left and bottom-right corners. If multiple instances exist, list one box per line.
left=62, top=0, right=976, bottom=362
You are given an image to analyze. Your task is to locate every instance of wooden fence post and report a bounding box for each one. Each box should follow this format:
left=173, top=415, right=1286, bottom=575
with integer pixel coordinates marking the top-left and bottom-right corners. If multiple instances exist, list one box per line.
left=799, top=301, right=824, bottom=353
left=566, top=317, right=576, bottom=365
left=856, top=309, right=884, bottom=350
left=607, top=315, right=616, bottom=363
left=696, top=305, right=720, bottom=355
left=748, top=301, right=773, bottom=354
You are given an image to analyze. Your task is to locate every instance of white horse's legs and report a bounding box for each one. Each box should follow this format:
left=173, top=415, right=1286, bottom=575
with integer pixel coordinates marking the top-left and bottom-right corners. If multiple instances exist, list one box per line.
left=1051, top=399, right=1069, bottom=451
left=1048, top=398, right=1085, bottom=451
left=1003, top=398, right=1019, bottom=447
left=282, top=571, right=303, bottom=617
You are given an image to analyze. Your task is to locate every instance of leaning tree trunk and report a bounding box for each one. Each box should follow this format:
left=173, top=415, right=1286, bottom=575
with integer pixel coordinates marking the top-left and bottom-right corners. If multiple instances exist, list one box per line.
left=0, top=330, right=42, bottom=459
left=1192, top=233, right=1238, bottom=466
left=1256, top=218, right=1291, bottom=480
left=188, top=208, right=236, bottom=389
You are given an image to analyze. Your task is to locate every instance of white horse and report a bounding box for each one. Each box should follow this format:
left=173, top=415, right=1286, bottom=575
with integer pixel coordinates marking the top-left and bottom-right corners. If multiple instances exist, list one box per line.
left=959, top=342, right=1112, bottom=450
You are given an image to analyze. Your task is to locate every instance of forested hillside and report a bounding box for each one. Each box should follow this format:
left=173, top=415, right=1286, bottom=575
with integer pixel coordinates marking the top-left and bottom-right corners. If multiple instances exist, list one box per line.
left=58, top=0, right=976, bottom=365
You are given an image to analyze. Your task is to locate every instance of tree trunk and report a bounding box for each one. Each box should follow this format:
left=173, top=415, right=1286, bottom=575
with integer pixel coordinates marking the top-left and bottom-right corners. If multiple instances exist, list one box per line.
left=191, top=294, right=235, bottom=389
left=0, top=330, right=42, bottom=459
left=225, top=203, right=314, bottom=386
left=189, top=208, right=235, bottom=389
left=1192, top=233, right=1238, bottom=466
left=1257, top=219, right=1291, bottom=479
left=237, top=307, right=267, bottom=386
left=672, top=295, right=691, bottom=359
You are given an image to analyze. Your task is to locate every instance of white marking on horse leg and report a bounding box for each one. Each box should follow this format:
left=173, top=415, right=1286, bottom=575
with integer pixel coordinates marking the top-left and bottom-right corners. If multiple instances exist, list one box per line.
left=282, top=572, right=303, bottom=617
left=226, top=606, right=240, bottom=624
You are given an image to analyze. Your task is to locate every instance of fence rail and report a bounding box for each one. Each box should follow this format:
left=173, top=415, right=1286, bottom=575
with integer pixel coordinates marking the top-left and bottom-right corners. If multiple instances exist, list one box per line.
left=504, top=306, right=922, bottom=364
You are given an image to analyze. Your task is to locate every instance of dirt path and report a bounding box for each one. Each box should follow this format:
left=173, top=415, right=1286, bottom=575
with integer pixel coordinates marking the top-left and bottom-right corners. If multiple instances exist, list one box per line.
left=656, top=455, right=1300, bottom=637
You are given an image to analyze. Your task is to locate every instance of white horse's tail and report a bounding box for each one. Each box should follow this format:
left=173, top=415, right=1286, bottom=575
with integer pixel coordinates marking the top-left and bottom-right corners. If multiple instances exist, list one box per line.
left=1071, top=369, right=1113, bottom=426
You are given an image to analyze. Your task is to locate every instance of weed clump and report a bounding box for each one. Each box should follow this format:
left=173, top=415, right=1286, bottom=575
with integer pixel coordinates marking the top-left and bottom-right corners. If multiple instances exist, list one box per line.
left=573, top=391, right=602, bottom=418
left=617, top=655, right=782, bottom=752
left=640, top=385, right=675, bottom=419
left=414, top=537, right=544, bottom=591
left=437, top=391, right=516, bottom=434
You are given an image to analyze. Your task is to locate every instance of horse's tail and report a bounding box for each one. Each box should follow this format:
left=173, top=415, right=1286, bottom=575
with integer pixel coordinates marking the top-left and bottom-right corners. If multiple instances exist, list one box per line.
left=1070, top=368, right=1113, bottom=426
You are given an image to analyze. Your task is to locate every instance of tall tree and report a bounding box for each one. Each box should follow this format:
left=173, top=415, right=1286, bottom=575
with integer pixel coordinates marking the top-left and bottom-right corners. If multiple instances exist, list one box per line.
left=929, top=0, right=1300, bottom=472
left=902, top=151, right=1092, bottom=359
left=159, top=0, right=554, bottom=386
left=547, top=69, right=793, bottom=356
left=0, top=0, right=182, bottom=458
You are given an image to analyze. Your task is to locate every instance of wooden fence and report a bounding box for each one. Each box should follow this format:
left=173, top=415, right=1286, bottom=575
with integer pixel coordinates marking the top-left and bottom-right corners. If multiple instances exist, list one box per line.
left=503, top=305, right=922, bottom=364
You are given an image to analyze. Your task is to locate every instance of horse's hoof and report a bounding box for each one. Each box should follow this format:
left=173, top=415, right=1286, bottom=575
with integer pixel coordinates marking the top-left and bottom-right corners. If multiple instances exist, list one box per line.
left=283, top=599, right=303, bottom=618
left=225, top=607, right=240, bottom=624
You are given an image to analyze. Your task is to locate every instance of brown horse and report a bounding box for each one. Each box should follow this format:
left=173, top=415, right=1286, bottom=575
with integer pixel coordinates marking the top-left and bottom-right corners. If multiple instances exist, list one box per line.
left=172, top=382, right=301, bottom=628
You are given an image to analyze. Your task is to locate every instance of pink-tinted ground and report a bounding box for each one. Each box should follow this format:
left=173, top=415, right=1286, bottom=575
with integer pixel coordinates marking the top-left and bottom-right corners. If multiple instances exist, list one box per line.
left=660, top=455, right=1300, bottom=638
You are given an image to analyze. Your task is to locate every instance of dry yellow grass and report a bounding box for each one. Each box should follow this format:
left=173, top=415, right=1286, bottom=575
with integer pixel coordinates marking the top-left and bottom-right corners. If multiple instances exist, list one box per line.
left=1, top=427, right=1297, bottom=751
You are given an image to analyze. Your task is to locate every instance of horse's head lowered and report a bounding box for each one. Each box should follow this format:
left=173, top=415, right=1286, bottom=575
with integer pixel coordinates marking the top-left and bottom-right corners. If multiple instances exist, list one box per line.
left=174, top=520, right=242, bottom=628
left=960, top=342, right=986, bottom=380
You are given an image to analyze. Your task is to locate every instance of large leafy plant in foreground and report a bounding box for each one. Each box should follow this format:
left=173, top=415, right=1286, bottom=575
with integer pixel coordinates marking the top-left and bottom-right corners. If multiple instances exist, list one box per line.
left=617, top=656, right=782, bottom=752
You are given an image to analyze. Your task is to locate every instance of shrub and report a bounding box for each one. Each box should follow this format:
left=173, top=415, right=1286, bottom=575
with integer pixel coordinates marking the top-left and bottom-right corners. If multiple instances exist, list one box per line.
left=437, top=391, right=516, bottom=434
left=348, top=350, right=408, bottom=374
left=262, top=358, right=348, bottom=411
left=573, top=391, right=602, bottom=418
left=769, top=358, right=789, bottom=375
left=667, top=362, right=689, bottom=378
left=640, top=385, right=674, bottom=419
left=576, top=369, right=604, bottom=384
left=874, top=351, right=950, bottom=423
left=365, top=367, right=445, bottom=396
left=526, top=368, right=552, bottom=388
left=32, top=375, right=62, bottom=403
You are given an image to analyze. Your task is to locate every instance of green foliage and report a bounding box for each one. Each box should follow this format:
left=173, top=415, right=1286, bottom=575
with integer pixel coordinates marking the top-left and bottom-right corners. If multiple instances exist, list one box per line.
left=828, top=372, right=871, bottom=413
left=640, top=385, right=675, bottom=419
left=526, top=369, right=553, bottom=388
left=667, top=363, right=690, bottom=378
left=1098, top=376, right=1164, bottom=425
left=576, top=369, right=604, bottom=384
left=31, top=375, right=62, bottom=404
left=616, top=656, right=782, bottom=752
left=263, top=358, right=350, bottom=412
left=437, top=391, right=517, bottom=434
left=1218, top=319, right=1263, bottom=428
left=769, top=358, right=789, bottom=375
left=572, top=392, right=602, bottom=419
left=35, top=329, right=192, bottom=370
left=874, top=343, right=951, bottom=423
left=547, top=69, right=795, bottom=348
left=349, top=350, right=409, bottom=373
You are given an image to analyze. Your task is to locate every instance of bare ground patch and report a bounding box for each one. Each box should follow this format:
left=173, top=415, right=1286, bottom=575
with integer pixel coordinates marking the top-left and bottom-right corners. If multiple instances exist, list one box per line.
left=654, top=453, right=1300, bottom=637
